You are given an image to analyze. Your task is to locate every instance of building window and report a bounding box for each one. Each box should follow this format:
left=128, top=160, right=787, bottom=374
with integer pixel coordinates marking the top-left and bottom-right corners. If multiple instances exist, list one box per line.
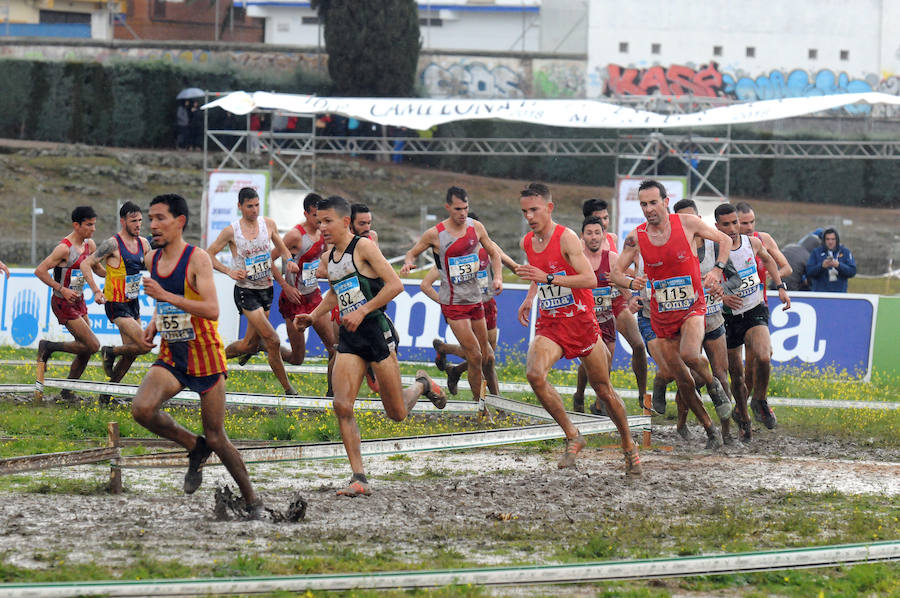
left=746, top=46, right=755, bottom=58
left=301, top=16, right=319, bottom=25
left=808, top=48, right=818, bottom=60
left=419, top=17, right=443, bottom=26
left=840, top=49, right=849, bottom=61
left=651, top=43, right=661, bottom=55
left=39, top=9, right=91, bottom=23
left=152, top=0, right=165, bottom=18
left=712, top=45, right=722, bottom=57
left=619, top=42, right=628, bottom=53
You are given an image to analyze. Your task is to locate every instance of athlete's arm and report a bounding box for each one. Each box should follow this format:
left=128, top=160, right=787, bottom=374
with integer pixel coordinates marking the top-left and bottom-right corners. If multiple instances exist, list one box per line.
left=34, top=243, right=78, bottom=302
left=400, top=228, right=437, bottom=274
left=142, top=249, right=219, bottom=321
left=277, top=227, right=303, bottom=260
left=683, top=214, right=731, bottom=288
left=205, top=225, right=244, bottom=281
left=751, top=237, right=790, bottom=310
left=610, top=231, right=646, bottom=291
left=80, top=236, right=118, bottom=303
left=759, top=232, right=792, bottom=279
left=294, top=288, right=338, bottom=330
left=267, top=218, right=299, bottom=281
left=515, top=228, right=595, bottom=289
left=607, top=251, right=631, bottom=295
left=367, top=229, right=379, bottom=247
left=474, top=221, right=504, bottom=294
left=341, top=238, right=403, bottom=332
left=498, top=248, right=520, bottom=271
left=419, top=267, right=440, bottom=303
left=517, top=282, right=538, bottom=327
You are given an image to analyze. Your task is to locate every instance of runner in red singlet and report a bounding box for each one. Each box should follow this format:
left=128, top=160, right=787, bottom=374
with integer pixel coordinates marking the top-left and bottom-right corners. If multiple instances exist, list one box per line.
left=401, top=187, right=504, bottom=413
left=735, top=201, right=792, bottom=411
left=34, top=206, right=102, bottom=401
left=582, top=198, right=649, bottom=409
left=611, top=180, right=733, bottom=449
left=516, top=183, right=640, bottom=474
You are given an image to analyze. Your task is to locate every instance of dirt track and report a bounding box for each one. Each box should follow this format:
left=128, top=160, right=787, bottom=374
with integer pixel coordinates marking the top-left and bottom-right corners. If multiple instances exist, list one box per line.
left=2, top=421, right=899, bottom=579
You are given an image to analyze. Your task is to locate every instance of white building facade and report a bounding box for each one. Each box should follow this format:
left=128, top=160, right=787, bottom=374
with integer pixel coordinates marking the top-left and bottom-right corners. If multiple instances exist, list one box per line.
left=587, top=0, right=900, bottom=102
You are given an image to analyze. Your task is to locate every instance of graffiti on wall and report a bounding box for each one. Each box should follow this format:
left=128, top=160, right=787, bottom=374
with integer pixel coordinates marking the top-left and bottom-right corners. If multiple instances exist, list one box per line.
left=595, top=62, right=900, bottom=114
left=420, top=60, right=524, bottom=99
left=533, top=59, right=586, bottom=98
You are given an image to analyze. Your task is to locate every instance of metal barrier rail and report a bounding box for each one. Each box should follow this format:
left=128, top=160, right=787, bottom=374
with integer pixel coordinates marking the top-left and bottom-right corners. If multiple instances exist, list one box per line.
left=2, top=540, right=897, bottom=597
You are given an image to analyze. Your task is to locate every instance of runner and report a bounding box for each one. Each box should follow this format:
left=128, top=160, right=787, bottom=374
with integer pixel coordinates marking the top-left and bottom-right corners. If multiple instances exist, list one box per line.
left=571, top=216, right=623, bottom=413
left=293, top=195, right=447, bottom=496
left=714, top=203, right=791, bottom=437
left=34, top=206, right=102, bottom=401
left=350, top=202, right=378, bottom=245
left=582, top=198, right=649, bottom=409
left=734, top=201, right=793, bottom=410
left=516, top=183, right=640, bottom=474
left=132, top=194, right=263, bottom=518
left=273, top=193, right=337, bottom=371
left=673, top=199, right=741, bottom=444
left=0, top=259, right=9, bottom=277
left=206, top=187, right=299, bottom=395
left=610, top=180, right=733, bottom=449
left=401, top=187, right=503, bottom=413
left=80, top=202, right=153, bottom=400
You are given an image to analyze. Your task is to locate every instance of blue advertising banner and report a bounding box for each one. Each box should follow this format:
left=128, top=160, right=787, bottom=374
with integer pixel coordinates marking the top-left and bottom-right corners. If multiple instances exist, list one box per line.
left=249, top=284, right=877, bottom=379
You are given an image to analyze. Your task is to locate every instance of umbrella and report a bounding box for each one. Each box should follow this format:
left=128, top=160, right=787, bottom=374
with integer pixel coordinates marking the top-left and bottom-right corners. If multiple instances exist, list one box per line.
left=176, top=87, right=205, bottom=100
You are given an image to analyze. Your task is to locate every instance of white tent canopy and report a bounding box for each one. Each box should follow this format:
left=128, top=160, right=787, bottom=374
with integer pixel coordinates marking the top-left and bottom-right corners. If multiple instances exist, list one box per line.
left=204, top=91, right=900, bottom=130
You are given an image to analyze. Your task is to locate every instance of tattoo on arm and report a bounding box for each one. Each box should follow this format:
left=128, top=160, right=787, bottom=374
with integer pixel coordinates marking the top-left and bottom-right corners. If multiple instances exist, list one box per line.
left=94, top=238, right=118, bottom=261
left=624, top=236, right=637, bottom=248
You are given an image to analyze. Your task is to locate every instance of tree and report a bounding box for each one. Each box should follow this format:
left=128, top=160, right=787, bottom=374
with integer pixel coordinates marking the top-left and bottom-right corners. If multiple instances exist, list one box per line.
left=311, top=0, right=421, bottom=97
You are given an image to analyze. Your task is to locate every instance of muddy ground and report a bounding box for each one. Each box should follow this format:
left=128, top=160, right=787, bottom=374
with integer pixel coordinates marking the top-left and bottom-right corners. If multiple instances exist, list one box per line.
left=2, top=409, right=900, bottom=596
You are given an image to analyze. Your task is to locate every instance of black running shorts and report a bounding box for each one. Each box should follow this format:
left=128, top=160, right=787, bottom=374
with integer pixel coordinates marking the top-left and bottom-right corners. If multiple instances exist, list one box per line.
left=337, top=312, right=399, bottom=364
left=233, top=285, right=274, bottom=314
left=105, top=299, right=140, bottom=322
left=724, top=302, right=769, bottom=349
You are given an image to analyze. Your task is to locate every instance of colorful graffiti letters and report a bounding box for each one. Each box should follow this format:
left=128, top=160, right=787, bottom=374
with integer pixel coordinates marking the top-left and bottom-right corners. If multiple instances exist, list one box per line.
left=604, top=63, right=726, bottom=97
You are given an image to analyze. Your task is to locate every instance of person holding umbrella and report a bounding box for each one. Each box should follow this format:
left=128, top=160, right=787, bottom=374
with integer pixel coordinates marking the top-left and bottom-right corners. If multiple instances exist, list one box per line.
left=175, top=88, right=204, bottom=150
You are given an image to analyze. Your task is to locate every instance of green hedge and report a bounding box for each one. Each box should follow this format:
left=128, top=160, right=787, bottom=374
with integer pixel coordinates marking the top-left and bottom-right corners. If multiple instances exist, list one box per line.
left=0, top=58, right=332, bottom=148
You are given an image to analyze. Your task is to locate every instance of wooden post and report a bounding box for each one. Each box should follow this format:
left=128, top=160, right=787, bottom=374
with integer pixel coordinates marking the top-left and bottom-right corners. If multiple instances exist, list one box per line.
left=107, top=421, right=122, bottom=495
left=34, top=361, right=46, bottom=405
left=642, top=392, right=652, bottom=449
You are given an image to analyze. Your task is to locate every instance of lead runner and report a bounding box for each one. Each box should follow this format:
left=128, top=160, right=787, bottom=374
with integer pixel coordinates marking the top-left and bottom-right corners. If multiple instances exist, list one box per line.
left=515, top=183, right=640, bottom=474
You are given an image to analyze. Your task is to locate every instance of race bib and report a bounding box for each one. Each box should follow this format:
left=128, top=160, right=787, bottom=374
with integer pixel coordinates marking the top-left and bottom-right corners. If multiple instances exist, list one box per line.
left=537, top=271, right=575, bottom=313
left=244, top=251, right=272, bottom=281
left=301, top=259, right=319, bottom=287
left=592, top=286, right=612, bottom=312
left=476, top=269, right=490, bottom=297
left=155, top=301, right=195, bottom=343
left=335, top=276, right=367, bottom=317
left=124, top=273, right=142, bottom=300
left=448, top=254, right=479, bottom=284
left=736, top=266, right=760, bottom=298
left=704, top=288, right=723, bottom=315
left=68, top=272, right=85, bottom=295
left=653, top=276, right=695, bottom=313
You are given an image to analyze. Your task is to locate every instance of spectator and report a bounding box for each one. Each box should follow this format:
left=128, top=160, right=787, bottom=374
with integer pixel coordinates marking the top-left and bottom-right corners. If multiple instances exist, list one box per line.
left=780, top=228, right=824, bottom=291
left=189, top=100, right=204, bottom=150
left=806, top=227, right=856, bottom=292
left=175, top=100, right=190, bottom=149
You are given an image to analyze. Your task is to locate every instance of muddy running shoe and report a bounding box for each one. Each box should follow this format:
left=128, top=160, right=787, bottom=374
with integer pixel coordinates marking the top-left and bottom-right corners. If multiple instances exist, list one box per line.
left=416, top=370, right=447, bottom=409
left=365, top=365, right=380, bottom=394
left=708, top=378, right=733, bottom=420
left=284, top=385, right=298, bottom=396
left=557, top=433, right=586, bottom=469
left=98, top=393, right=112, bottom=406
left=623, top=447, right=643, bottom=477
left=245, top=499, right=266, bottom=521
left=184, top=436, right=213, bottom=495
left=732, top=410, right=752, bottom=443
left=337, top=474, right=371, bottom=497
left=676, top=424, right=691, bottom=440
left=722, top=429, right=735, bottom=446
left=704, top=426, right=723, bottom=450
left=750, top=398, right=777, bottom=430
left=37, top=339, right=54, bottom=364
left=58, top=388, right=77, bottom=403
left=237, top=351, right=256, bottom=367
left=589, top=399, right=608, bottom=417
left=652, top=383, right=667, bottom=415
left=572, top=392, right=585, bottom=413
left=100, top=346, right=116, bottom=378
left=432, top=339, right=447, bottom=372
left=446, top=364, right=462, bottom=396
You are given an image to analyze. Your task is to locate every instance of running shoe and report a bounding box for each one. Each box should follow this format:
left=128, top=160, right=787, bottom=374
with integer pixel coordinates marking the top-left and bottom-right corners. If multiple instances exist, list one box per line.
left=58, top=388, right=78, bottom=404
left=37, top=339, right=53, bottom=364
left=237, top=351, right=256, bottom=366
left=676, top=424, right=691, bottom=440
left=750, top=398, right=777, bottom=430
left=337, top=476, right=371, bottom=497
left=100, top=346, right=116, bottom=378
left=732, top=410, right=752, bottom=442
left=416, top=370, right=447, bottom=409
left=365, top=365, right=380, bottom=394
left=708, top=378, right=733, bottom=420
left=183, top=435, right=213, bottom=495
left=446, top=365, right=462, bottom=396
left=572, top=392, right=585, bottom=413
left=432, top=339, right=447, bottom=372
left=651, top=381, right=667, bottom=415
left=557, top=433, right=586, bottom=469
left=245, top=499, right=267, bottom=521
left=704, top=426, right=723, bottom=449
left=589, top=399, right=608, bottom=417
left=623, top=447, right=642, bottom=476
